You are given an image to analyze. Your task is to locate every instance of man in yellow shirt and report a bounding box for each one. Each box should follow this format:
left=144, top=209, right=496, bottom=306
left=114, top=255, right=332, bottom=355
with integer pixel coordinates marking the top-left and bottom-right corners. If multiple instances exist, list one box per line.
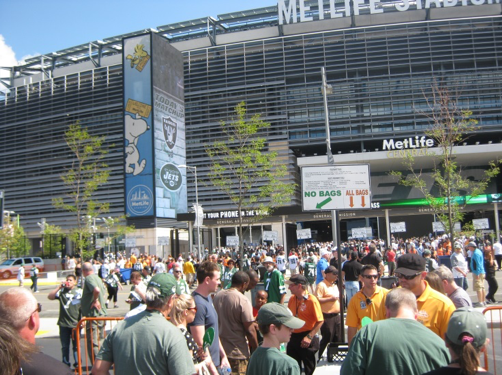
left=183, top=258, right=196, bottom=287
left=377, top=253, right=455, bottom=338
left=346, top=265, right=388, bottom=346
left=130, top=253, right=137, bottom=266
left=315, top=266, right=341, bottom=359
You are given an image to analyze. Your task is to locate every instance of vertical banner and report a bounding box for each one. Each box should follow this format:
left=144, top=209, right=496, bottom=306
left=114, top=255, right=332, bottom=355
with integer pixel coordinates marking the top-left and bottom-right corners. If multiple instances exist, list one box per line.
left=123, top=34, right=155, bottom=217
left=152, top=33, right=187, bottom=218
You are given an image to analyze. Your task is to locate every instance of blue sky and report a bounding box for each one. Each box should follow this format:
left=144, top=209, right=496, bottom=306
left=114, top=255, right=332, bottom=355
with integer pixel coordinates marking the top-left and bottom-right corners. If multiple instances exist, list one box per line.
left=0, top=0, right=276, bottom=67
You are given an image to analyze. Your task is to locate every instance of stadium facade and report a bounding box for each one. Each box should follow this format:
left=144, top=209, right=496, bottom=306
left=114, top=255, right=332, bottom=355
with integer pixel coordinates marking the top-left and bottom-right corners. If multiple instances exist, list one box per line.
left=1, top=0, right=502, bottom=256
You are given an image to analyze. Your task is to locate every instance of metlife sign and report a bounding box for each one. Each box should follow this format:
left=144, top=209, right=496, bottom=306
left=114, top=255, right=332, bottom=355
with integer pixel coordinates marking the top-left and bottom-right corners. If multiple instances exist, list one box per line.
left=301, top=165, right=371, bottom=211
left=278, top=0, right=500, bottom=25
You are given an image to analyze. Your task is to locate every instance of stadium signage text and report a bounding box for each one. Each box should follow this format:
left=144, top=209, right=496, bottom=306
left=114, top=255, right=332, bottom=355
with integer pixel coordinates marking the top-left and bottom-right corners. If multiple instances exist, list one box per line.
left=278, top=0, right=500, bottom=25
left=383, top=136, right=434, bottom=158
left=383, top=136, right=434, bottom=150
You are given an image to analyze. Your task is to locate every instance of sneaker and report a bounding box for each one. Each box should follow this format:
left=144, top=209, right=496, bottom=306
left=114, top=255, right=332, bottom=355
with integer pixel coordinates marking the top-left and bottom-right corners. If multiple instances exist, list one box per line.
left=114, top=304, right=119, bottom=308
left=105, top=302, right=109, bottom=308
left=485, top=300, right=492, bottom=305
left=473, top=302, right=484, bottom=308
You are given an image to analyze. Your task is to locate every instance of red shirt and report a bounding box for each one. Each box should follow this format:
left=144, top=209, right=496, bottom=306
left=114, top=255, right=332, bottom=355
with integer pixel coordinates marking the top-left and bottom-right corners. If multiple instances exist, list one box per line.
left=386, top=250, right=396, bottom=262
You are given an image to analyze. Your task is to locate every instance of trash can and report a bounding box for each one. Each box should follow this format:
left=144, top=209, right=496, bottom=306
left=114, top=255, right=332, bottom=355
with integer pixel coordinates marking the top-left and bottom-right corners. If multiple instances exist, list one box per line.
left=380, top=276, right=398, bottom=289
left=438, top=256, right=452, bottom=269
left=120, top=268, right=132, bottom=284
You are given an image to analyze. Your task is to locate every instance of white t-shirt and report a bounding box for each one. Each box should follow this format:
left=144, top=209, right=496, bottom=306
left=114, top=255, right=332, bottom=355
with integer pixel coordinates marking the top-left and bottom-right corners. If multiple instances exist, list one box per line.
left=493, top=242, right=502, bottom=256
left=154, top=262, right=166, bottom=274
left=451, top=252, right=468, bottom=278
left=288, top=255, right=298, bottom=270
left=276, top=255, right=286, bottom=271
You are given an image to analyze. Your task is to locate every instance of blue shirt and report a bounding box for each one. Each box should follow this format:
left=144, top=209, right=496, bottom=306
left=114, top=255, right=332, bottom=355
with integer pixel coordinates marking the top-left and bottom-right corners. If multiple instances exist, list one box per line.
left=470, top=248, right=485, bottom=275
left=189, top=292, right=220, bottom=367
left=316, top=258, right=329, bottom=284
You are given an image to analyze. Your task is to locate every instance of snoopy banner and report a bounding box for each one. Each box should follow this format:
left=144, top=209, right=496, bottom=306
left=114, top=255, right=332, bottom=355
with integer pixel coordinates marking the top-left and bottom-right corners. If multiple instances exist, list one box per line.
left=123, top=33, right=186, bottom=218
left=124, top=34, right=155, bottom=217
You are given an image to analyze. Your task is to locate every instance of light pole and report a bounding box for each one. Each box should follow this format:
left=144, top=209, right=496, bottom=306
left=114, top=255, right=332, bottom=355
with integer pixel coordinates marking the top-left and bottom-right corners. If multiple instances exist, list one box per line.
left=179, top=165, right=201, bottom=260
left=100, top=217, right=113, bottom=256
left=4, top=210, right=16, bottom=259
left=37, top=217, right=46, bottom=258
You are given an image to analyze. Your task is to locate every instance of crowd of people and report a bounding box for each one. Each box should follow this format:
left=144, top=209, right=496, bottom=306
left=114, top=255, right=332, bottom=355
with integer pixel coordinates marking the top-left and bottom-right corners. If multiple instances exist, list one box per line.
left=0, top=232, right=500, bottom=375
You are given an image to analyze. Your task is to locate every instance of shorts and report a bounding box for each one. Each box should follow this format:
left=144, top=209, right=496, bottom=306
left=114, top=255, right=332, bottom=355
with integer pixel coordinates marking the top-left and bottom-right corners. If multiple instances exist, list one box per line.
left=473, top=273, right=485, bottom=292
left=228, top=358, right=249, bottom=375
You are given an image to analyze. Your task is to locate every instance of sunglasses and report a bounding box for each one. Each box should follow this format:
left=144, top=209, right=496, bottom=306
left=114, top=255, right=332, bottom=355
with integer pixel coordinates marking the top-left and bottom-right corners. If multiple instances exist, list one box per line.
left=188, top=306, right=197, bottom=312
left=366, top=298, right=372, bottom=306
left=395, top=272, right=422, bottom=280
left=362, top=274, right=379, bottom=280
left=26, top=303, right=42, bottom=320
left=174, top=271, right=182, bottom=273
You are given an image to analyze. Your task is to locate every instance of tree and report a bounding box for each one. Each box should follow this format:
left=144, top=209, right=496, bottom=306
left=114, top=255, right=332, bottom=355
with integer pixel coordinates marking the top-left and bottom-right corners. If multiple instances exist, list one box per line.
left=390, top=82, right=500, bottom=238
left=52, top=122, right=110, bottom=260
left=206, top=102, right=296, bottom=258
left=0, top=219, right=31, bottom=259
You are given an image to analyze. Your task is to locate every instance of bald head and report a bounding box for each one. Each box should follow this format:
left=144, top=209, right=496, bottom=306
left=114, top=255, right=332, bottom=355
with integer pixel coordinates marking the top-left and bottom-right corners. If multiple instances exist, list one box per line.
left=82, top=262, right=94, bottom=274
left=0, top=288, right=39, bottom=343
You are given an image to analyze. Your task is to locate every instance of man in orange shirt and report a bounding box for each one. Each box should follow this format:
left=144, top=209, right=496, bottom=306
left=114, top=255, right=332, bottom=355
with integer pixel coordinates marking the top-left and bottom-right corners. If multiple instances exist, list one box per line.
left=315, top=266, right=341, bottom=359
left=286, top=274, right=324, bottom=375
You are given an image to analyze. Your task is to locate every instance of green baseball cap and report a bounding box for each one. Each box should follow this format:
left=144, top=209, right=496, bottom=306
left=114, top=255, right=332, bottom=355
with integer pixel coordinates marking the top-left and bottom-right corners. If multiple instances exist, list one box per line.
left=446, top=307, right=487, bottom=348
left=257, top=302, right=305, bottom=329
left=147, top=273, right=180, bottom=298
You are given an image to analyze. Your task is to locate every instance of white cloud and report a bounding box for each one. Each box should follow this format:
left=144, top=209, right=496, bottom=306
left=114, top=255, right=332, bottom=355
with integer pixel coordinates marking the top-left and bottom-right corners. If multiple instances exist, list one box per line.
left=0, top=34, right=17, bottom=93
left=0, top=34, right=17, bottom=68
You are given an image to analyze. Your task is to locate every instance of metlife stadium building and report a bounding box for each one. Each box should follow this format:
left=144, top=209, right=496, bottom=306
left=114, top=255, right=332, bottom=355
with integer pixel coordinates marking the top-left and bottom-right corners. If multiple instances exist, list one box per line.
left=1, top=0, right=502, bottom=255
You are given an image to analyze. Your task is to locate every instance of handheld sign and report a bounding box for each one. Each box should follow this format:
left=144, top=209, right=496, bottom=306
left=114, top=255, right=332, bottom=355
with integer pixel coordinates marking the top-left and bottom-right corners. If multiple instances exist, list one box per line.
left=361, top=316, right=373, bottom=327
left=203, top=327, right=215, bottom=351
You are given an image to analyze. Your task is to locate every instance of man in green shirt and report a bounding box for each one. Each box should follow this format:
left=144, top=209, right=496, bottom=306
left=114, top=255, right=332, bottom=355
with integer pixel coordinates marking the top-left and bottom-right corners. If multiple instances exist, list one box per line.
left=247, top=302, right=304, bottom=375
left=341, top=288, right=450, bottom=375
left=48, top=274, right=82, bottom=368
left=81, top=262, right=107, bottom=364
left=92, top=273, right=194, bottom=375
left=262, top=257, right=286, bottom=304
left=303, top=257, right=316, bottom=294
left=222, top=259, right=237, bottom=289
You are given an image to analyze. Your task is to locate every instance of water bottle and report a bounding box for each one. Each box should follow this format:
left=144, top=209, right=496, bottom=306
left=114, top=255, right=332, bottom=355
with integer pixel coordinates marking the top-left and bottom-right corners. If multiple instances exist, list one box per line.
left=220, top=365, right=231, bottom=374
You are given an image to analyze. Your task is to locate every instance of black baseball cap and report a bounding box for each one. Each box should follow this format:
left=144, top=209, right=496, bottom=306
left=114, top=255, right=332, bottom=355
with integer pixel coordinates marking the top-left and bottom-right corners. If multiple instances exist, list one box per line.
left=395, top=253, right=426, bottom=276
left=286, top=274, right=308, bottom=286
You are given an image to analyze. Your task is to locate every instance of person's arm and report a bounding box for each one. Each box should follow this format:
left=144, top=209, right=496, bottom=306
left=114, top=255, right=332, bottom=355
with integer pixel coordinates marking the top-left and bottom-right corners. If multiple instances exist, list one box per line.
left=219, top=338, right=230, bottom=369
left=300, top=320, right=324, bottom=348
left=91, top=359, right=112, bottom=375
left=347, top=326, right=358, bottom=346
left=378, top=261, right=385, bottom=276
left=243, top=321, right=259, bottom=353
left=91, top=286, right=102, bottom=311
left=48, top=284, right=63, bottom=300
left=190, top=325, right=205, bottom=351
left=279, top=293, right=286, bottom=305
left=315, top=283, right=337, bottom=303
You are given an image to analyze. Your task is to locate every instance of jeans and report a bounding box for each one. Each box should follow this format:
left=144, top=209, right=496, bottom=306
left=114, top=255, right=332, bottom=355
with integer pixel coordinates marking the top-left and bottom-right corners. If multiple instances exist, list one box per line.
left=60, top=326, right=78, bottom=366
left=30, top=277, right=38, bottom=292
left=345, top=281, right=360, bottom=303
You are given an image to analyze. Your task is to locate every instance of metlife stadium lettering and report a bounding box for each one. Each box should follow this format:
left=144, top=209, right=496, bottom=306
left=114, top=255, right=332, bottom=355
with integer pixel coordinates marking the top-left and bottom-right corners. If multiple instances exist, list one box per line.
left=278, top=0, right=501, bottom=24
left=382, top=136, right=434, bottom=150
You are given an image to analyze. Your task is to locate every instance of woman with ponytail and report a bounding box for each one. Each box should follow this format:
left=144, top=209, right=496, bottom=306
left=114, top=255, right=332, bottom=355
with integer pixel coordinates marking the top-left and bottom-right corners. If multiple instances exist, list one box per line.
left=422, top=307, right=492, bottom=375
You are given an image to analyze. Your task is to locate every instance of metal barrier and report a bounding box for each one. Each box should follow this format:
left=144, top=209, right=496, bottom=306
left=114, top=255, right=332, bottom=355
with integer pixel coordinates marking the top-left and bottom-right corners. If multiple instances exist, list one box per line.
left=483, top=306, right=502, bottom=375
left=74, top=317, right=124, bottom=374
